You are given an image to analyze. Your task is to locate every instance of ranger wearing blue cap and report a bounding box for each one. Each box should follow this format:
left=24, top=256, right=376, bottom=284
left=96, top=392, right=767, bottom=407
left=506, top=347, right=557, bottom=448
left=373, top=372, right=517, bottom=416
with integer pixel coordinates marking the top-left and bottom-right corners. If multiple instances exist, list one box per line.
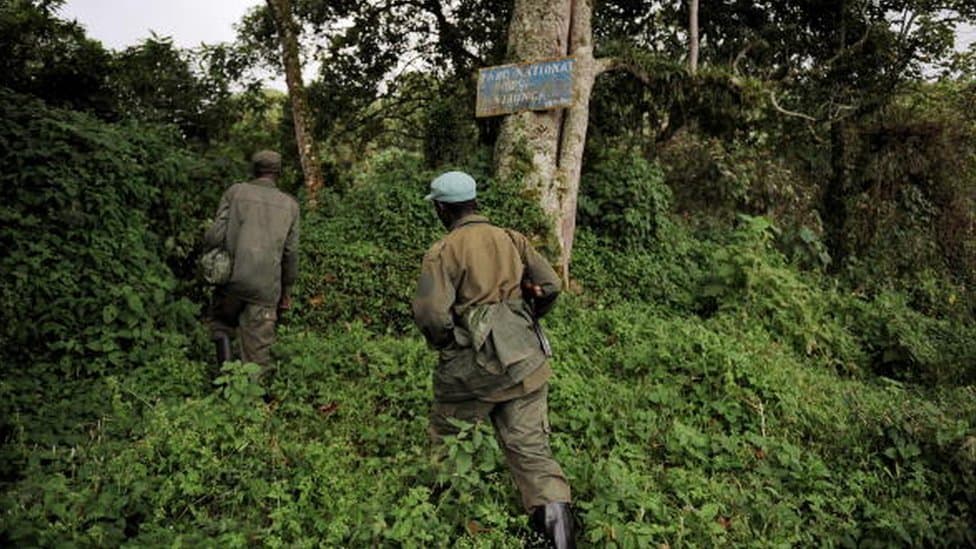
left=413, top=171, right=575, bottom=548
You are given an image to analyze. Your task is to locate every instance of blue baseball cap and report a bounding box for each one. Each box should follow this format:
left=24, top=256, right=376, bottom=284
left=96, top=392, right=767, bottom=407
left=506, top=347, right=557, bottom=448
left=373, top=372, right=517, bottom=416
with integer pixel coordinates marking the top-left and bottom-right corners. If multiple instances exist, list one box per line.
left=425, top=171, right=477, bottom=203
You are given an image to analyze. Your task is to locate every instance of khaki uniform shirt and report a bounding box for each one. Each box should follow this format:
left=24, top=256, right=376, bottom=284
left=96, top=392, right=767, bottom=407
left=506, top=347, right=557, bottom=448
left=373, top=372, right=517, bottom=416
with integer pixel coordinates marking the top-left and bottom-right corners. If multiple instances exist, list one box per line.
left=413, top=214, right=561, bottom=402
left=204, top=177, right=300, bottom=307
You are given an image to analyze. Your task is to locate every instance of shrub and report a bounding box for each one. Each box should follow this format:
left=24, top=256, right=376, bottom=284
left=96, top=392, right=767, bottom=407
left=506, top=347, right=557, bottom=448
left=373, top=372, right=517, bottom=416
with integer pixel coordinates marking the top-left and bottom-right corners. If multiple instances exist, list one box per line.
left=697, top=215, right=864, bottom=371
left=544, top=299, right=976, bottom=546
left=578, top=151, right=671, bottom=251
left=841, top=290, right=976, bottom=384
left=3, top=272, right=975, bottom=547
left=295, top=149, right=549, bottom=333
left=570, top=224, right=709, bottom=312
left=838, top=84, right=976, bottom=292
left=658, top=132, right=817, bottom=231
left=0, top=89, right=231, bottom=379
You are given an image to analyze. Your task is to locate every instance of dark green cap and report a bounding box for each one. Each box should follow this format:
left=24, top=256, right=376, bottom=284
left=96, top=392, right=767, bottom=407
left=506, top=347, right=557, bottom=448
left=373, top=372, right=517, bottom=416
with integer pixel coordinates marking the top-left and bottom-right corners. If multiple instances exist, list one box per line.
left=252, top=150, right=281, bottom=174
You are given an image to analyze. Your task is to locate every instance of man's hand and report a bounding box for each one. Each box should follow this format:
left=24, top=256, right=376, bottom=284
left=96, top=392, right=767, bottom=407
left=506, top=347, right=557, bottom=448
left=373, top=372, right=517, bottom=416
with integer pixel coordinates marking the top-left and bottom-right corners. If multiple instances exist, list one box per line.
left=522, top=280, right=544, bottom=299
left=277, top=293, right=292, bottom=313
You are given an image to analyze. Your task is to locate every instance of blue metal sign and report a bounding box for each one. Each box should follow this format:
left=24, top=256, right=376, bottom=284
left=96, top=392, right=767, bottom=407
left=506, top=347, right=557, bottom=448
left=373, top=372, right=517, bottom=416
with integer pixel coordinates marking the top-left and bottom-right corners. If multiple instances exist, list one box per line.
left=476, top=57, right=576, bottom=118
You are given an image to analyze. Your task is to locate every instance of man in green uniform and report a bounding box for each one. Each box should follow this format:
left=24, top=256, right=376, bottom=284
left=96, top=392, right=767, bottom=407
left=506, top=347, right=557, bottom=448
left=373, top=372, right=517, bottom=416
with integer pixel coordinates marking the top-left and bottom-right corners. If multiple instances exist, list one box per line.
left=412, top=171, right=575, bottom=548
left=204, top=150, right=300, bottom=374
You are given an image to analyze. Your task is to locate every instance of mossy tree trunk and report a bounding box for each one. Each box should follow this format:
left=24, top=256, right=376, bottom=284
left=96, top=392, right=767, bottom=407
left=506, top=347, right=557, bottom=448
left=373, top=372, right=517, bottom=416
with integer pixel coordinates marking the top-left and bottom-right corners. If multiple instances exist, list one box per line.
left=494, top=0, right=614, bottom=281
left=267, top=0, right=325, bottom=206
left=689, top=0, right=699, bottom=75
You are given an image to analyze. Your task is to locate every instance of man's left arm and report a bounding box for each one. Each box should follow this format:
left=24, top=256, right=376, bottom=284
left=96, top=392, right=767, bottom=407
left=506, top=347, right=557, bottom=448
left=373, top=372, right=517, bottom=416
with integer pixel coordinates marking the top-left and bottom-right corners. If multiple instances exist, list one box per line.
left=280, top=204, right=300, bottom=308
left=511, top=231, right=561, bottom=318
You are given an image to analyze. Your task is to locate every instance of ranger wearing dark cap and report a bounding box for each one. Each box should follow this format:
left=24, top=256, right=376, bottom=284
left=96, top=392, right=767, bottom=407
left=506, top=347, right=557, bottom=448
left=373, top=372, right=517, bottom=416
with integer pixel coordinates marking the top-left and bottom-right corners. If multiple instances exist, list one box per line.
left=412, top=171, right=575, bottom=548
left=204, top=150, right=300, bottom=372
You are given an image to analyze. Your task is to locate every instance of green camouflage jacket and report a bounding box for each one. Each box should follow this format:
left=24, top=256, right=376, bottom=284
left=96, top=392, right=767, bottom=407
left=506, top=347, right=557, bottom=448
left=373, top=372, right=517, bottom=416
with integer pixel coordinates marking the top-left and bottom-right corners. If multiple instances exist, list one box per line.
left=204, top=177, right=300, bottom=307
left=413, top=214, right=560, bottom=401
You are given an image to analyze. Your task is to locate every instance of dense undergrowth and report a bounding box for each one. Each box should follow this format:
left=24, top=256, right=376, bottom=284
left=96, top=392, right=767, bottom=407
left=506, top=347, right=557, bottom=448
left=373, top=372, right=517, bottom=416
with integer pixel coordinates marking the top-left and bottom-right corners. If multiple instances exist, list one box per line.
left=2, top=93, right=976, bottom=546
left=3, top=303, right=974, bottom=546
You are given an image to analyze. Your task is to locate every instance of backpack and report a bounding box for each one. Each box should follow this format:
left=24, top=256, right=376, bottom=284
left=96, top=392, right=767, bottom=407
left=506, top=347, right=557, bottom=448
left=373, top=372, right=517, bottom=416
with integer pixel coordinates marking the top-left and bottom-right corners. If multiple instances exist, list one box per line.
left=199, top=247, right=232, bottom=285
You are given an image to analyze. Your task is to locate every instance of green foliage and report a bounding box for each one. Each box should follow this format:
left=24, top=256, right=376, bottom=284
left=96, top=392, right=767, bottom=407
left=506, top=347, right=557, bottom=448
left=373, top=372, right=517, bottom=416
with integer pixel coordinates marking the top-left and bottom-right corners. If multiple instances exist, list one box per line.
left=109, top=37, right=240, bottom=143
left=296, top=149, right=550, bottom=333
left=697, top=214, right=975, bottom=383
left=422, top=80, right=481, bottom=169
left=840, top=290, right=976, bottom=385
left=6, top=300, right=974, bottom=546
left=839, top=84, right=976, bottom=290
left=578, top=150, right=671, bottom=251
left=0, top=89, right=242, bottom=496
left=546, top=300, right=976, bottom=546
left=0, top=89, right=224, bottom=378
left=1, top=2, right=244, bottom=144
left=659, top=131, right=817, bottom=231
left=0, top=0, right=114, bottom=112
left=698, top=215, right=854, bottom=365
left=570, top=223, right=708, bottom=312
left=571, top=151, right=708, bottom=310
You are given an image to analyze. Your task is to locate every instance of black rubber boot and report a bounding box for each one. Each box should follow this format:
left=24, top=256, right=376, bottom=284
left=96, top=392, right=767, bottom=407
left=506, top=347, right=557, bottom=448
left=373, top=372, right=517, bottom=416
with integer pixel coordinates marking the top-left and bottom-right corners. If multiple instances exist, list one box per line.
left=530, top=502, right=575, bottom=549
left=213, top=332, right=232, bottom=367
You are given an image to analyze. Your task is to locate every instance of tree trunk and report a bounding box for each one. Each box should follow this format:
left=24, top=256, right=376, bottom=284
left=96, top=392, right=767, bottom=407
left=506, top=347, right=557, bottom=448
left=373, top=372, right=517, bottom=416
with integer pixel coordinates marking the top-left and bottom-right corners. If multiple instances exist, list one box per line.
left=554, top=0, right=604, bottom=281
left=823, top=2, right=849, bottom=270
left=494, top=0, right=608, bottom=281
left=494, top=0, right=572, bottom=243
left=267, top=0, right=325, bottom=205
left=688, top=0, right=699, bottom=75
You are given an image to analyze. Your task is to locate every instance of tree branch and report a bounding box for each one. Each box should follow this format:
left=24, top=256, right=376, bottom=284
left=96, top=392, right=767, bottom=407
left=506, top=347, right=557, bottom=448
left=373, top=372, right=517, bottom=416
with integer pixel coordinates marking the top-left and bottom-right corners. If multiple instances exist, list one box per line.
left=732, top=40, right=756, bottom=75
left=768, top=90, right=818, bottom=121
left=594, top=56, right=650, bottom=83
left=823, top=18, right=872, bottom=68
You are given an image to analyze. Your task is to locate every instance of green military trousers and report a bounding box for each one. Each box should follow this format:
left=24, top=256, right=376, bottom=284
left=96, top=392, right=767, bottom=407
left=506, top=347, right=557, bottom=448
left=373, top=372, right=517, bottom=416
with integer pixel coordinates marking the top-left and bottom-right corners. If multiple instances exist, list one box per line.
left=429, top=384, right=572, bottom=512
left=210, top=288, right=277, bottom=370
left=236, top=303, right=277, bottom=367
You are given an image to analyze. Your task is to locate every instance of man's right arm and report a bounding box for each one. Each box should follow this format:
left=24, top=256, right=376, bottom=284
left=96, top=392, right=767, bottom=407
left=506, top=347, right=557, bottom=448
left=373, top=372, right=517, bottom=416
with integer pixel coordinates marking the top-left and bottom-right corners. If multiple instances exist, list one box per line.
left=203, top=187, right=234, bottom=249
left=412, top=245, right=457, bottom=349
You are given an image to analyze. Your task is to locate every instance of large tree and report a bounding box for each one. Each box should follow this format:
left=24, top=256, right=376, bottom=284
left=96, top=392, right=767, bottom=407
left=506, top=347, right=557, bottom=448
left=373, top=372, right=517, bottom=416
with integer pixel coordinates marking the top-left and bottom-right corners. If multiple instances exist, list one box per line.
left=493, top=0, right=976, bottom=275
left=266, top=0, right=326, bottom=203
left=235, top=0, right=512, bottom=165
left=494, top=0, right=635, bottom=279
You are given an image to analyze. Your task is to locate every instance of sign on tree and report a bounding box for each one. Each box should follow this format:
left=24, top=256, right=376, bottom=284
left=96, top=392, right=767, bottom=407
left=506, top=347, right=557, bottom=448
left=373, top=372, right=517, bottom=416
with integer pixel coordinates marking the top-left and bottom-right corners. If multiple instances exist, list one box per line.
left=476, top=57, right=576, bottom=117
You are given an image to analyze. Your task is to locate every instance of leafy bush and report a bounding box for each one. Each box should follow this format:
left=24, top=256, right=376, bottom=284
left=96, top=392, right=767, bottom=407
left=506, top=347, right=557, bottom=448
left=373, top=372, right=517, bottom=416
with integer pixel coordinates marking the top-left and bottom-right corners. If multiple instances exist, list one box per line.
left=0, top=89, right=242, bottom=494
left=578, top=151, right=671, bottom=251
left=570, top=151, right=712, bottom=310
left=5, top=311, right=974, bottom=547
left=295, top=149, right=550, bottom=333
left=0, top=89, right=231, bottom=378
left=838, top=84, right=976, bottom=292
left=695, top=215, right=862, bottom=370
left=545, top=300, right=976, bottom=546
left=659, top=132, right=817, bottom=230
left=570, top=224, right=709, bottom=312
left=840, top=290, right=976, bottom=384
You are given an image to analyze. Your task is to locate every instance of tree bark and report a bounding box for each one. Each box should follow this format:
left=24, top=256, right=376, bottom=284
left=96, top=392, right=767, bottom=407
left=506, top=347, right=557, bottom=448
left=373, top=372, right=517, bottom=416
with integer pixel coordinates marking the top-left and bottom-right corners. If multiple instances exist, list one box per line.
left=267, top=0, right=325, bottom=205
left=494, top=0, right=572, bottom=226
left=554, top=0, right=603, bottom=281
left=494, top=0, right=608, bottom=281
left=688, top=0, right=699, bottom=75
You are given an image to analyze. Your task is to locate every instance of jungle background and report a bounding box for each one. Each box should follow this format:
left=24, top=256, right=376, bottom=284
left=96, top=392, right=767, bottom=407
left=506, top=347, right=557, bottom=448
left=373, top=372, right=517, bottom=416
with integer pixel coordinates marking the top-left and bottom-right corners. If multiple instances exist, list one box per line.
left=2, top=0, right=976, bottom=546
